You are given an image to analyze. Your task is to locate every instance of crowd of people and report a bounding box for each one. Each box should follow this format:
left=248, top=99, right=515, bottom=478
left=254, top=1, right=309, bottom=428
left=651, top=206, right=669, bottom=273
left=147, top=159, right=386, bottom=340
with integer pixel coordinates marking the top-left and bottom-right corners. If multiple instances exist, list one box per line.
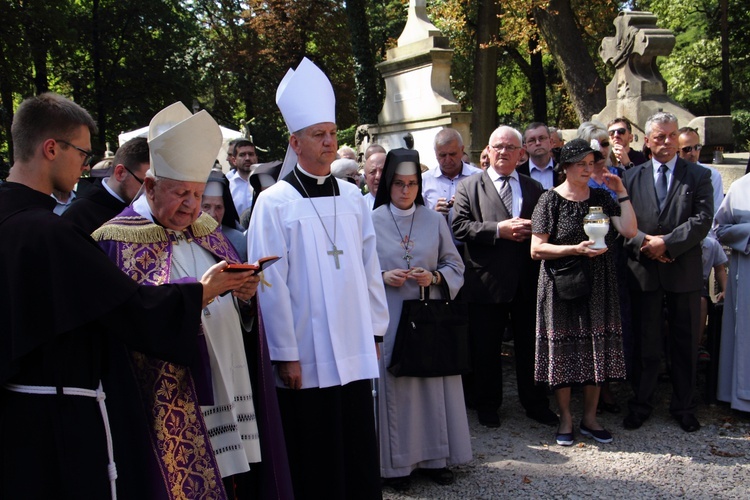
left=1, top=56, right=748, bottom=500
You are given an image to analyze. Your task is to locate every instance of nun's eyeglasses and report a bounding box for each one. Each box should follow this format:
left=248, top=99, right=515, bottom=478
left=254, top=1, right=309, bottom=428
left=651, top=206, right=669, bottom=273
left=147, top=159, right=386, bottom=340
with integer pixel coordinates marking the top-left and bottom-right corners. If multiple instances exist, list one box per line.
left=393, top=180, right=419, bottom=190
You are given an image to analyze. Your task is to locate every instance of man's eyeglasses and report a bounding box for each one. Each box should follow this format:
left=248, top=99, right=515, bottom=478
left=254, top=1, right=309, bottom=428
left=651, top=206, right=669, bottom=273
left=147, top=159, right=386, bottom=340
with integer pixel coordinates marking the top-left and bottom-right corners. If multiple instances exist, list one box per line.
left=525, top=136, right=548, bottom=144
left=491, top=144, right=521, bottom=153
left=56, top=139, right=95, bottom=167
left=124, top=166, right=144, bottom=185
left=681, top=144, right=702, bottom=154
left=393, top=180, right=419, bottom=190
left=608, top=128, right=628, bottom=137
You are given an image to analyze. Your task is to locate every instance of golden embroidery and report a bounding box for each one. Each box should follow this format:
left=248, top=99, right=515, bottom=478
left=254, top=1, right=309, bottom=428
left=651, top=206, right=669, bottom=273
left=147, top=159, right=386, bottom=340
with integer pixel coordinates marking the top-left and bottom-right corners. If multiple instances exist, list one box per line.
left=102, top=214, right=239, bottom=499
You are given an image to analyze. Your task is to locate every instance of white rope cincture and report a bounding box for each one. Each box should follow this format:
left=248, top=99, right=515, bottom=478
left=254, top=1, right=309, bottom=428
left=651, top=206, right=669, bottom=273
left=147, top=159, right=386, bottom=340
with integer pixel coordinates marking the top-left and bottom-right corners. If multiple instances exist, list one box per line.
left=4, top=381, right=118, bottom=499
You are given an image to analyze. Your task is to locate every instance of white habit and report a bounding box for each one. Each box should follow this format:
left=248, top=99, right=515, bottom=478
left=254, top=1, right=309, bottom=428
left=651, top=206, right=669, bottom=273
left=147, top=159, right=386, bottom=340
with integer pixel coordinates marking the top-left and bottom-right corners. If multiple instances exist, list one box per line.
left=714, top=174, right=750, bottom=412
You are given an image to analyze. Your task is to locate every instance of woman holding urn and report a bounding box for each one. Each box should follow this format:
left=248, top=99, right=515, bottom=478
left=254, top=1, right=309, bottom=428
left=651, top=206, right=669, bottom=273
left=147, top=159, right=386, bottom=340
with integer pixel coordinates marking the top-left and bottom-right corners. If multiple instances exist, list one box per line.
left=530, top=139, right=637, bottom=446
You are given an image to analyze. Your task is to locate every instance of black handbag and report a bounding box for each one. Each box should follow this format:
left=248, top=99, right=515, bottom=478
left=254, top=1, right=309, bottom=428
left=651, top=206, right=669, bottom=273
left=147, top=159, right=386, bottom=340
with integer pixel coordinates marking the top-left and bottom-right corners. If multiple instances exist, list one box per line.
left=548, top=257, right=591, bottom=300
left=387, top=282, right=470, bottom=377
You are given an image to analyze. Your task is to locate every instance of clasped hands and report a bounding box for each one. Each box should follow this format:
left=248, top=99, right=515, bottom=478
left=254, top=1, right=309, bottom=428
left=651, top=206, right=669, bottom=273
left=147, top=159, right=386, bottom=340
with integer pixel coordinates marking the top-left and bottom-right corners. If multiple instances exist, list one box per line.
left=498, top=217, right=532, bottom=242
left=640, top=234, right=672, bottom=263
left=383, top=267, right=433, bottom=287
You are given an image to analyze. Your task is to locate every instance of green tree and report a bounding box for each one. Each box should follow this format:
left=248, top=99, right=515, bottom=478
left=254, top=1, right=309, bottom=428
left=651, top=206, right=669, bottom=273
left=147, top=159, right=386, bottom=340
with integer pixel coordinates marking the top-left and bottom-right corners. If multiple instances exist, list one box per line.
left=638, top=0, right=750, bottom=148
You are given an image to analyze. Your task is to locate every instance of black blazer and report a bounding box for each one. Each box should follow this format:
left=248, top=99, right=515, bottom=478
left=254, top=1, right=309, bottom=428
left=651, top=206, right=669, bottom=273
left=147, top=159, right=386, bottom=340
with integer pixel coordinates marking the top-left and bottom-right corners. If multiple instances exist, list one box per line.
left=62, top=178, right=128, bottom=234
left=622, top=157, right=713, bottom=293
left=452, top=171, right=545, bottom=304
left=516, top=159, right=560, bottom=188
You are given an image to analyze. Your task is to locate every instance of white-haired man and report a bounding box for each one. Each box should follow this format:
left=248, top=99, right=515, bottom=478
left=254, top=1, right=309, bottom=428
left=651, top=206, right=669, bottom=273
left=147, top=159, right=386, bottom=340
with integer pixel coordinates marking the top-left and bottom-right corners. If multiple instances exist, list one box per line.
left=94, top=103, right=289, bottom=498
left=452, top=125, right=557, bottom=429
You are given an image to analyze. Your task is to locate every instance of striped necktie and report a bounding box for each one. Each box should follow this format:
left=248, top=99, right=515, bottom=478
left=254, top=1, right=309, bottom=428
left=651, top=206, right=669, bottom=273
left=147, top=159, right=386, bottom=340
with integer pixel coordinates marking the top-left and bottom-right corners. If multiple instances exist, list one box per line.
left=500, top=176, right=513, bottom=215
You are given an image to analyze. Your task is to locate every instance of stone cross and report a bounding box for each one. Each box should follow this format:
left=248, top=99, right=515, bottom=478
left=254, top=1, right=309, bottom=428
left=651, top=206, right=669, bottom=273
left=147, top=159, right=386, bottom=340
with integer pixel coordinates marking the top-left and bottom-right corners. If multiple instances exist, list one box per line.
left=599, top=11, right=675, bottom=100
left=398, top=0, right=441, bottom=46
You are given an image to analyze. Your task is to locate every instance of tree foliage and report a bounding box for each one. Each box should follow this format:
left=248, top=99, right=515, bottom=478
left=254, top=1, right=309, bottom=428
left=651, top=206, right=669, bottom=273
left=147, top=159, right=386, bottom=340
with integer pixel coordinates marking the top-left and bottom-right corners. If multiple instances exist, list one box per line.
left=638, top=0, right=750, bottom=148
left=2, top=0, right=749, bottom=175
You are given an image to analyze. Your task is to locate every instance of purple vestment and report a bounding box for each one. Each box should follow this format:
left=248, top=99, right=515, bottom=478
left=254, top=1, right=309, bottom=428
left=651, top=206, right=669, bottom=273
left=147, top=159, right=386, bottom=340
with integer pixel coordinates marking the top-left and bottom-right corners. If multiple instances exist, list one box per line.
left=96, top=207, right=293, bottom=500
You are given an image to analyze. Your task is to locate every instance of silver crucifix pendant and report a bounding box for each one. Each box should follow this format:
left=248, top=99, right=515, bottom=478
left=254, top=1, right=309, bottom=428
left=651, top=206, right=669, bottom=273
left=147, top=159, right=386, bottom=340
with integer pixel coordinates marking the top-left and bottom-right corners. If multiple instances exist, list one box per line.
left=328, top=244, right=343, bottom=269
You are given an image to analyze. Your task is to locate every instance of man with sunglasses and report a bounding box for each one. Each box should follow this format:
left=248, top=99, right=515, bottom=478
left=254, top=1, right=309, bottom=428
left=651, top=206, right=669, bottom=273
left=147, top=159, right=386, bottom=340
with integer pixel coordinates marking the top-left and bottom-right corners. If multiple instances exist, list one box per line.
left=678, top=127, right=724, bottom=213
left=63, top=136, right=150, bottom=233
left=607, top=117, right=647, bottom=170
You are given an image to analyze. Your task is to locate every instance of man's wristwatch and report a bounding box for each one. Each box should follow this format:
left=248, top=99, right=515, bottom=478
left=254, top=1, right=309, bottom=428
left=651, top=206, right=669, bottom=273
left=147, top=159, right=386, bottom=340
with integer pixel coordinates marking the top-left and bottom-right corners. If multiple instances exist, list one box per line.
left=431, top=272, right=439, bottom=285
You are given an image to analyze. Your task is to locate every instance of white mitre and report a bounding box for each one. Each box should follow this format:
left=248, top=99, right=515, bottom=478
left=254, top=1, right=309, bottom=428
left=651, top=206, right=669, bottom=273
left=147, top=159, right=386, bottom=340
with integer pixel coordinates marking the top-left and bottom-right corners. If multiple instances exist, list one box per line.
left=276, top=58, right=336, bottom=178
left=147, top=102, right=223, bottom=182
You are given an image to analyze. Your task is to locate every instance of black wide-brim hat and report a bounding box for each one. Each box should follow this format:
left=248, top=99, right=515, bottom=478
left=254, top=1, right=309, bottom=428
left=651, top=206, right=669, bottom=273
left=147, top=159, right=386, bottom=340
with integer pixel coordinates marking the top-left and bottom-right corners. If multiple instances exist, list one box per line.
left=555, top=138, right=595, bottom=168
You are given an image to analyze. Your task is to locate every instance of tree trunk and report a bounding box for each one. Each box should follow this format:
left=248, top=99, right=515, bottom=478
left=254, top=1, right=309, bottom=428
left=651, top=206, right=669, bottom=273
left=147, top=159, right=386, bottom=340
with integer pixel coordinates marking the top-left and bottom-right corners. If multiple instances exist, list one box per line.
left=533, top=0, right=605, bottom=122
left=528, top=35, right=547, bottom=123
left=92, top=0, right=106, bottom=150
left=720, top=0, right=731, bottom=115
left=345, top=0, right=380, bottom=124
left=470, top=0, right=500, bottom=156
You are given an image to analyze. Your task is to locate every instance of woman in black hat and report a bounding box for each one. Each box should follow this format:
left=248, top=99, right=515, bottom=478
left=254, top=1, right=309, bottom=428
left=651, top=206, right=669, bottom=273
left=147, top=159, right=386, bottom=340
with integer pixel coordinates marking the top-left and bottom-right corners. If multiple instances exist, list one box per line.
left=530, top=139, right=637, bottom=446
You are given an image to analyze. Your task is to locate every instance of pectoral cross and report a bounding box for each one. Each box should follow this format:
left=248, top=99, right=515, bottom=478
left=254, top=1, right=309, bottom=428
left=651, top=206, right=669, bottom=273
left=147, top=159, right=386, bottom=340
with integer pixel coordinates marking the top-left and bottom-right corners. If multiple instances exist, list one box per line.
left=328, top=244, right=343, bottom=269
left=404, top=252, right=413, bottom=269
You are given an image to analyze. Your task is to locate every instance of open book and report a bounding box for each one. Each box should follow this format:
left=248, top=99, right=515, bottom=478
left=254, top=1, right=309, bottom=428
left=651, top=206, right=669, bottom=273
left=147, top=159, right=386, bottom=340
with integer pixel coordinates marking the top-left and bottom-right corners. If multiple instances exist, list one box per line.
left=224, top=255, right=281, bottom=273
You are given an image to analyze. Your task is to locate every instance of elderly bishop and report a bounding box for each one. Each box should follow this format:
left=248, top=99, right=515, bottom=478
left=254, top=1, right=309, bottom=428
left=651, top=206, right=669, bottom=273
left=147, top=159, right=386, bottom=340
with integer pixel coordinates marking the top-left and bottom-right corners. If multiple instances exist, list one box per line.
left=94, top=103, right=289, bottom=499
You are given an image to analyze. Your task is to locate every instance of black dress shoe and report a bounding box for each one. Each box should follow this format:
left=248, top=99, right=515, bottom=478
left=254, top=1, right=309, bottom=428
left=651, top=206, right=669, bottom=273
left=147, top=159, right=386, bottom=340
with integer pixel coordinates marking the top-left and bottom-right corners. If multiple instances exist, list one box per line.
left=526, top=408, right=560, bottom=426
left=676, top=414, right=701, bottom=433
left=421, top=467, right=455, bottom=485
left=598, top=400, right=622, bottom=414
left=623, top=412, right=646, bottom=430
left=478, top=410, right=500, bottom=428
left=382, top=476, right=411, bottom=492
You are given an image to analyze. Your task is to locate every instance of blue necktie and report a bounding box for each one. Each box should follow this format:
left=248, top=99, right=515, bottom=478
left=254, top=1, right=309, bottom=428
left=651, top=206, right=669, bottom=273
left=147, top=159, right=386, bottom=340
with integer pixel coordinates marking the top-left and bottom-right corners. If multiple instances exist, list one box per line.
left=656, top=164, right=668, bottom=211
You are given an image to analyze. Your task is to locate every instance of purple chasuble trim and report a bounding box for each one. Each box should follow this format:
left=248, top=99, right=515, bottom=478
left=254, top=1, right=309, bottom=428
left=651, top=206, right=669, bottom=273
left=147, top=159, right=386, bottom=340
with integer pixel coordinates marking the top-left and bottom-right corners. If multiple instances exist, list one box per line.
left=97, top=207, right=242, bottom=500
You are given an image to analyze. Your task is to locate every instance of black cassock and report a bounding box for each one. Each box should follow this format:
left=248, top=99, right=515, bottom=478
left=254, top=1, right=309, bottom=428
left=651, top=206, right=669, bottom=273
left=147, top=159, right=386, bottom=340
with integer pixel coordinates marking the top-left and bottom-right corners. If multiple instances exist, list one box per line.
left=0, top=182, right=203, bottom=499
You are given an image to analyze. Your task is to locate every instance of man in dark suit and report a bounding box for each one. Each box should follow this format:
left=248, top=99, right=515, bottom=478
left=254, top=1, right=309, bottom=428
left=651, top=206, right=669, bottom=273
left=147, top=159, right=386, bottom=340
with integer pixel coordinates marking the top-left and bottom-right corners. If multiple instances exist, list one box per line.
left=622, top=112, right=714, bottom=433
left=63, top=137, right=149, bottom=233
left=516, top=122, right=559, bottom=190
left=453, top=125, right=557, bottom=428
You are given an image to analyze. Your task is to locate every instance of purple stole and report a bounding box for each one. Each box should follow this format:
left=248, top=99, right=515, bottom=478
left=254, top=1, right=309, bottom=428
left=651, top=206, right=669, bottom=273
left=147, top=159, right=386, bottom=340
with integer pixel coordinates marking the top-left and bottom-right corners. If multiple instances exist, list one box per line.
left=96, top=208, right=239, bottom=500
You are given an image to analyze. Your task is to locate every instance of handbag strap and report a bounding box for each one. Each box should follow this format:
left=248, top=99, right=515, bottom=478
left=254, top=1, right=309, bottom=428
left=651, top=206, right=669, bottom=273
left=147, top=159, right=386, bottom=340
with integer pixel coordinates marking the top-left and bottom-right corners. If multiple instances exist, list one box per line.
left=420, top=277, right=451, bottom=301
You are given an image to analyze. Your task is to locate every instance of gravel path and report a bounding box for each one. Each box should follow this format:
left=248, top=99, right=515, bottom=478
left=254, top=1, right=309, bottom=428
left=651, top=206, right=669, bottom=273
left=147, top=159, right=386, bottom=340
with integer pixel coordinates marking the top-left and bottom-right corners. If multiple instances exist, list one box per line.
left=384, top=346, right=750, bottom=499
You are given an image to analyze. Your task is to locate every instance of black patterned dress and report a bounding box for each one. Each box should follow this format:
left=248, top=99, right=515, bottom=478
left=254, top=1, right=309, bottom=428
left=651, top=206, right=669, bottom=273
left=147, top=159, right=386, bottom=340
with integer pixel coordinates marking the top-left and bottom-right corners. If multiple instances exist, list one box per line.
left=531, top=188, right=626, bottom=388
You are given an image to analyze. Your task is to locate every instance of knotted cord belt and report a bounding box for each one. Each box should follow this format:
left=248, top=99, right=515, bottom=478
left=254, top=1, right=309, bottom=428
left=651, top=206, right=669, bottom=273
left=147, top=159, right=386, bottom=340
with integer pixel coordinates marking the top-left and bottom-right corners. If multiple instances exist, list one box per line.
left=4, top=381, right=117, bottom=499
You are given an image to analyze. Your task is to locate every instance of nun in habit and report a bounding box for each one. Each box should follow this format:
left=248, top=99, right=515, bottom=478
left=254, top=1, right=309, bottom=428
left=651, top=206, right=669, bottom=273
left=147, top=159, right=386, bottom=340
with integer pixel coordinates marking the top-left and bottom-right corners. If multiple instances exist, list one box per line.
left=372, top=148, right=472, bottom=490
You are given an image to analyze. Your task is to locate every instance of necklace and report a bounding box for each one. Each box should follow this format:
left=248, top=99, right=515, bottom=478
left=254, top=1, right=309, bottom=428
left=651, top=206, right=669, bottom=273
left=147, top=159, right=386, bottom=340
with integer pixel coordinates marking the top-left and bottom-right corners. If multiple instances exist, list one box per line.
left=389, top=204, right=416, bottom=269
left=293, top=169, right=343, bottom=270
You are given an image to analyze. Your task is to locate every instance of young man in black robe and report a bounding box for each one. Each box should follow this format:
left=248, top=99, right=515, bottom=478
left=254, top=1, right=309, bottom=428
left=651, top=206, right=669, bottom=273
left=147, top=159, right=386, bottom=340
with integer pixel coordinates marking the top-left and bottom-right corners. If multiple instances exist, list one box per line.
left=0, top=93, right=255, bottom=499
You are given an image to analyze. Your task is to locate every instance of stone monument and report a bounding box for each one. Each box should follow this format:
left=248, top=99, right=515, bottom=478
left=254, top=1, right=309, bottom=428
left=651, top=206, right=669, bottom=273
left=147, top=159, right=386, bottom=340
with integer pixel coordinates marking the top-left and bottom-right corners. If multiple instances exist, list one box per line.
left=593, top=11, right=732, bottom=162
left=359, top=0, right=471, bottom=164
